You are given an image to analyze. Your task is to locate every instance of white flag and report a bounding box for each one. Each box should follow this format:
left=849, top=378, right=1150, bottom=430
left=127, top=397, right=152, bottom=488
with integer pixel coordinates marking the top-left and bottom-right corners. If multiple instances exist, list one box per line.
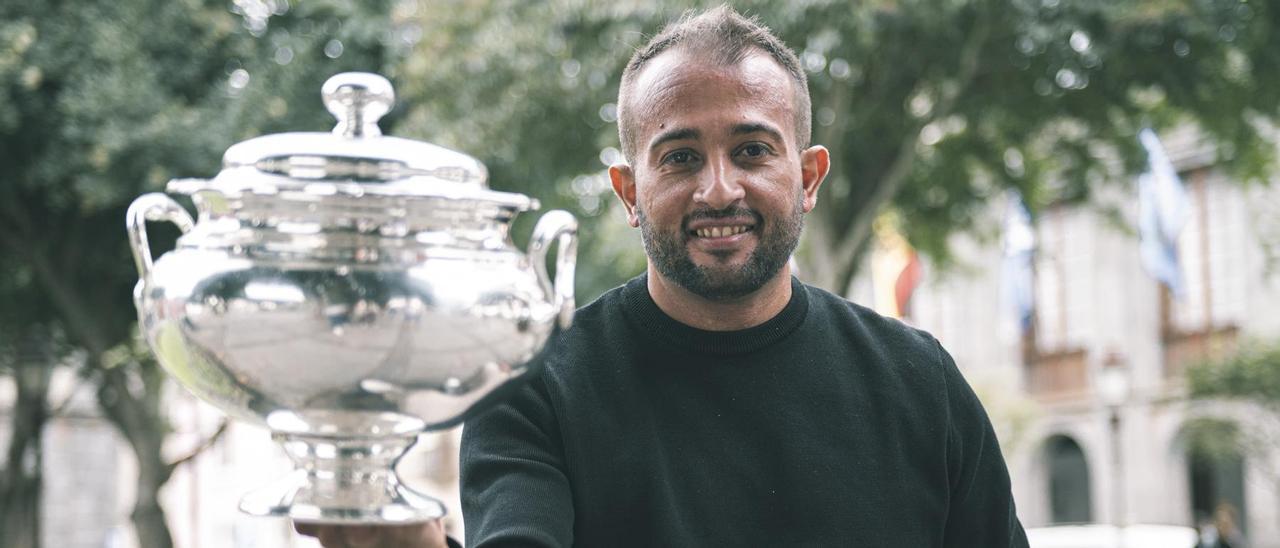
left=1137, top=128, right=1190, bottom=298
left=1001, top=190, right=1036, bottom=331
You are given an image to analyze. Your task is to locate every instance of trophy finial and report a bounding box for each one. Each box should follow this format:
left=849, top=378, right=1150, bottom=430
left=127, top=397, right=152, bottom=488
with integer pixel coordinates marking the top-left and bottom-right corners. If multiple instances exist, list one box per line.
left=322, top=72, right=394, bottom=138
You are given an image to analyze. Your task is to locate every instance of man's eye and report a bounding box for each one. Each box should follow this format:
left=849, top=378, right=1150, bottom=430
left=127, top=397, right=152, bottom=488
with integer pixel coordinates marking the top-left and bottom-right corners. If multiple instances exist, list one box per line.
left=664, top=150, right=696, bottom=165
left=738, top=143, right=770, bottom=158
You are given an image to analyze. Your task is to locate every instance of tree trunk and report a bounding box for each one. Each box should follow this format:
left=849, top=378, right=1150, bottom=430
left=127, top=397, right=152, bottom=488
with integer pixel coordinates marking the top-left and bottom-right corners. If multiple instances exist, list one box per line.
left=97, top=363, right=175, bottom=548
left=131, top=496, right=175, bottom=548
left=5, top=226, right=179, bottom=548
left=0, top=333, right=53, bottom=548
left=800, top=9, right=992, bottom=298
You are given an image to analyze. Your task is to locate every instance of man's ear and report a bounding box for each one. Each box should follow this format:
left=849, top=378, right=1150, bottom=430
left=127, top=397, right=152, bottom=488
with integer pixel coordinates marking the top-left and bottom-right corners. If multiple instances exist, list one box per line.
left=610, top=163, right=640, bottom=227
left=799, top=145, right=830, bottom=213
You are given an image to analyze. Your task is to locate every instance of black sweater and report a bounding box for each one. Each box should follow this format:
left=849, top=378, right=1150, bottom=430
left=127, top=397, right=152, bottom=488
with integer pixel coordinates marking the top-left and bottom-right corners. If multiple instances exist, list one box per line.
left=461, top=275, right=1028, bottom=547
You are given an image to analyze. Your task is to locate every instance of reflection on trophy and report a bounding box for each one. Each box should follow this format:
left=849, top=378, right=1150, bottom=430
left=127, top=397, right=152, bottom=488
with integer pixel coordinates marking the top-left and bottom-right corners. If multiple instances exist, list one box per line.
left=126, top=73, right=577, bottom=524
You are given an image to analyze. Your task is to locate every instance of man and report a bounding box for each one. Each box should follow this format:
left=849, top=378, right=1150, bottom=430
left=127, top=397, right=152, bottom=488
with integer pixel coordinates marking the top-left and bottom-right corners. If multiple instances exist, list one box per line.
left=302, top=6, right=1027, bottom=547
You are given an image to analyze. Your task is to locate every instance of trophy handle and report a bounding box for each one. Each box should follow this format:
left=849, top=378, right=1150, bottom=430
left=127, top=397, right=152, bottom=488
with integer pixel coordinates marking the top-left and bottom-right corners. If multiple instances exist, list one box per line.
left=529, top=210, right=577, bottom=329
left=127, top=193, right=195, bottom=281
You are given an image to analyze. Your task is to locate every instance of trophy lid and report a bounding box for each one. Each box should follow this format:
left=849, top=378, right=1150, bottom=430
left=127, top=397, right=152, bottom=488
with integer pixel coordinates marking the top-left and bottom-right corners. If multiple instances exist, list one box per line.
left=172, top=72, right=532, bottom=210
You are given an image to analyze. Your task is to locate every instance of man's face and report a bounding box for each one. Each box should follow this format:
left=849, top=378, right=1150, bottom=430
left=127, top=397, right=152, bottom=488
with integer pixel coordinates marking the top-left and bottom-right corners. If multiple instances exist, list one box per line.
left=612, top=49, right=828, bottom=300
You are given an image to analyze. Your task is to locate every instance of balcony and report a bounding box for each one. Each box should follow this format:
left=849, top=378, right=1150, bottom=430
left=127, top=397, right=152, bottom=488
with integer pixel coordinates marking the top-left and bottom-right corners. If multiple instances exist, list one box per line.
left=1162, top=324, right=1240, bottom=380
left=1026, top=346, right=1090, bottom=400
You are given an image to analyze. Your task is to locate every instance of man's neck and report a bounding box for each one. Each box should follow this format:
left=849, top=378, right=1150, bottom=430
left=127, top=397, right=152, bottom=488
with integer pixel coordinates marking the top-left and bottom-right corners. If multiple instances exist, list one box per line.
left=645, top=265, right=793, bottom=331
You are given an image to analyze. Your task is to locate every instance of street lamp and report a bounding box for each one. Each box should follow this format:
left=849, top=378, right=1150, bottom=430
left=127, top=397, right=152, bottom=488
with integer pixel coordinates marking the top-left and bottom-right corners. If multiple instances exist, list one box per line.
left=1098, top=353, right=1131, bottom=546
left=1098, top=357, right=1131, bottom=408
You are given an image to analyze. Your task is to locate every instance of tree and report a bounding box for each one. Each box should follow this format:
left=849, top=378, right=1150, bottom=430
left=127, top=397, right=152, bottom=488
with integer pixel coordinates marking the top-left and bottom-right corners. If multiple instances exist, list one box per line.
left=398, top=0, right=1280, bottom=299
left=0, top=328, right=58, bottom=548
left=1190, top=343, right=1280, bottom=410
left=0, top=0, right=395, bottom=545
left=1187, top=343, right=1280, bottom=505
left=6, top=0, right=1280, bottom=545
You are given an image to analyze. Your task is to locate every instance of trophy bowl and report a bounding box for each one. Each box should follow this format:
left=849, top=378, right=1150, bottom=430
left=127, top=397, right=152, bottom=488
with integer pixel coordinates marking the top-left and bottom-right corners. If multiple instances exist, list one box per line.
left=126, top=73, right=577, bottom=524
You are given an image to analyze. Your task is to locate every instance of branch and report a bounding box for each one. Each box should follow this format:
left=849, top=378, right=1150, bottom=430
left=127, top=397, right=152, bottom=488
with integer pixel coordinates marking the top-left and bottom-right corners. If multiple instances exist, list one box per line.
left=828, top=7, right=994, bottom=295
left=816, top=77, right=853, bottom=167
left=96, top=365, right=176, bottom=486
left=801, top=78, right=857, bottom=290
left=834, top=108, right=922, bottom=257
left=20, top=240, right=115, bottom=356
left=166, top=419, right=229, bottom=470
left=0, top=183, right=119, bottom=358
left=47, top=370, right=98, bottom=419
left=0, top=191, right=33, bottom=241
left=0, top=199, right=32, bottom=255
left=1, top=348, right=53, bottom=500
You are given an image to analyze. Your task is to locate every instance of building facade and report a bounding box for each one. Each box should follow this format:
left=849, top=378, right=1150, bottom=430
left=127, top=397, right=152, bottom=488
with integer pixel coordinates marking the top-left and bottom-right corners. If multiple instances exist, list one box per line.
left=851, top=127, right=1280, bottom=546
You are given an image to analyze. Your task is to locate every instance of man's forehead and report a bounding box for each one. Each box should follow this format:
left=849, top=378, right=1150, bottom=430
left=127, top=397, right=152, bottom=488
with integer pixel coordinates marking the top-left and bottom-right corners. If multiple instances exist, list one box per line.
left=629, top=49, right=788, bottom=106
left=628, top=48, right=795, bottom=134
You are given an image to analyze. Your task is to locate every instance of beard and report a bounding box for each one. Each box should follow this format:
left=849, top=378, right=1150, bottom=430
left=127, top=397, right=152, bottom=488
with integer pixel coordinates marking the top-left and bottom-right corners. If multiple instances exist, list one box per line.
left=637, top=195, right=804, bottom=301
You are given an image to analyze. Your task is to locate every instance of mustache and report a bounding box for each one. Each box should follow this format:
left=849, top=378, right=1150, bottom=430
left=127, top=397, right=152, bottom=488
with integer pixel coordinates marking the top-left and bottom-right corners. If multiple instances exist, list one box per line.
left=681, top=206, right=763, bottom=231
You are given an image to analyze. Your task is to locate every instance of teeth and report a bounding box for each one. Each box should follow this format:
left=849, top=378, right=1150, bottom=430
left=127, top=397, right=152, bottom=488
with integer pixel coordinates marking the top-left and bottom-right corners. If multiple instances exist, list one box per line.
left=695, top=226, right=749, bottom=238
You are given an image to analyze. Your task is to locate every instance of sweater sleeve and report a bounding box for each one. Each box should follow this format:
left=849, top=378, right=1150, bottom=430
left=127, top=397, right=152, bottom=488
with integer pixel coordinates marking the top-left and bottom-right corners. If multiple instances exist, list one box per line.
left=460, top=373, right=574, bottom=548
left=935, top=339, right=1030, bottom=548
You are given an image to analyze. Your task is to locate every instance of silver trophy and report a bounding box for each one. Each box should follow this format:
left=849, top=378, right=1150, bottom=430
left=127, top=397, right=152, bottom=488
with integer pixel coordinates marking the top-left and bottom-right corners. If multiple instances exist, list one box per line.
left=126, top=73, right=577, bottom=524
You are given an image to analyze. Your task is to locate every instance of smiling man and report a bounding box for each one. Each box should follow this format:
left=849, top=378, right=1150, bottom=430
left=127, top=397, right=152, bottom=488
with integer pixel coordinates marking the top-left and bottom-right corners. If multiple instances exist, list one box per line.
left=301, top=6, right=1027, bottom=548
left=616, top=43, right=819, bottom=327
left=458, top=6, right=1028, bottom=548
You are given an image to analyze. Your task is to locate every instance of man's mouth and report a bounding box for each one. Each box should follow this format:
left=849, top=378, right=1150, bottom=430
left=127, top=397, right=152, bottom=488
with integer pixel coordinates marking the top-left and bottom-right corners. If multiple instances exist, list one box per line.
left=692, top=225, right=753, bottom=238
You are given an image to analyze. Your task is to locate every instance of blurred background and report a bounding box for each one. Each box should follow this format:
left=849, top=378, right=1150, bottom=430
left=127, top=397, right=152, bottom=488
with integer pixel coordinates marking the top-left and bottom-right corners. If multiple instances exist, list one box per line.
left=3, top=0, right=1280, bottom=546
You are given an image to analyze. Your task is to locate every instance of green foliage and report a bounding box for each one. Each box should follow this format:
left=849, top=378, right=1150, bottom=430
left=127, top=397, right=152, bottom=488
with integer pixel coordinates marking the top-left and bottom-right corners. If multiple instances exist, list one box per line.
left=399, top=0, right=1280, bottom=295
left=1182, top=343, right=1280, bottom=491
left=0, top=0, right=395, bottom=343
left=1188, top=341, right=1280, bottom=406
left=1181, top=416, right=1245, bottom=464
left=1186, top=342, right=1280, bottom=492
left=0, top=1, right=398, bottom=545
left=397, top=0, right=661, bottom=300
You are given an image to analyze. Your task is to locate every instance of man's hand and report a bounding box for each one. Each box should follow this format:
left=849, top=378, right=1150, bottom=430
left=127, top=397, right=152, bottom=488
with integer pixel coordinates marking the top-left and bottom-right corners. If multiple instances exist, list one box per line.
left=293, top=520, right=450, bottom=548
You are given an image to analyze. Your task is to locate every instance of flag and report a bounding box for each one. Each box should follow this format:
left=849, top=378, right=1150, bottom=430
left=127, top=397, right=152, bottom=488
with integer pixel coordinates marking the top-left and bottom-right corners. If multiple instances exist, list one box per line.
left=871, top=215, right=922, bottom=319
left=1137, top=127, right=1190, bottom=298
left=894, top=250, right=923, bottom=319
left=1000, top=190, right=1036, bottom=331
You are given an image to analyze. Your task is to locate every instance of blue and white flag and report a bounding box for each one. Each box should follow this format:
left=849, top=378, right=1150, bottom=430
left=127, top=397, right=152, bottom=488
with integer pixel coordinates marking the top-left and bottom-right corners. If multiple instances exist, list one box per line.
left=1137, top=128, right=1190, bottom=298
left=1001, top=190, right=1036, bottom=331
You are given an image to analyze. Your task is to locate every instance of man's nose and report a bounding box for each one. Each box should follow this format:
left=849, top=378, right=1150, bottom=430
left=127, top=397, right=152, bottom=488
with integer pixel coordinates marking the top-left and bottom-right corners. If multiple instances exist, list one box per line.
left=693, top=157, right=745, bottom=209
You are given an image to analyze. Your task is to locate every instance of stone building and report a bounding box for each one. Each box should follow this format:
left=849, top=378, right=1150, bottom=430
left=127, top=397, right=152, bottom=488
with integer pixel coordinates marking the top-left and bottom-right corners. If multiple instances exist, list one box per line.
left=850, top=126, right=1280, bottom=546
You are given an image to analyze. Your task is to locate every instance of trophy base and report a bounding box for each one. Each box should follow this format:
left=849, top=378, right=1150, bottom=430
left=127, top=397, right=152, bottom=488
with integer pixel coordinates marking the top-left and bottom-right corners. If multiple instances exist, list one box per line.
left=239, top=432, right=446, bottom=524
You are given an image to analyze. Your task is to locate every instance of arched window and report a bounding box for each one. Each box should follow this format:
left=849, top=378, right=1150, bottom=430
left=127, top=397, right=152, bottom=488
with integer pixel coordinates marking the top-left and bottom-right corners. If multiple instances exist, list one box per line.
left=1045, top=435, right=1092, bottom=524
left=1184, top=418, right=1248, bottom=537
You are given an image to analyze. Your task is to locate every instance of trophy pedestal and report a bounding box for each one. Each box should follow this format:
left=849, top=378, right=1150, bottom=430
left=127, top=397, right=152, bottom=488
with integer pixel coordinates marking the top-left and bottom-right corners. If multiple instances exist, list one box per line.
left=239, top=432, right=446, bottom=524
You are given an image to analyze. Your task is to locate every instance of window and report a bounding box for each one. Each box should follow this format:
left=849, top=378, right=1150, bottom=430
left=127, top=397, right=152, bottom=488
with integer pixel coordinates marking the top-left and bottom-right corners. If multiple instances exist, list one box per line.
left=1024, top=207, right=1090, bottom=397
left=1161, top=169, right=1243, bottom=378
left=1045, top=435, right=1093, bottom=524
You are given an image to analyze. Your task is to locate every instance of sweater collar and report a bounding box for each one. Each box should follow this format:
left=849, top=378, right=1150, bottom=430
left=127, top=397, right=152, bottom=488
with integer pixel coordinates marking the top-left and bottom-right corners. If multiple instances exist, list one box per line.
left=621, top=274, right=809, bottom=356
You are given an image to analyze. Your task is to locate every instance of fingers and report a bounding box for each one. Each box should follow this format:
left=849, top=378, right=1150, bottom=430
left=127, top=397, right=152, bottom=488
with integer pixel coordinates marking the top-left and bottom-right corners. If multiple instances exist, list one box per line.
left=338, top=525, right=379, bottom=548
left=292, top=520, right=448, bottom=548
left=387, top=520, right=448, bottom=547
left=293, top=522, right=368, bottom=547
left=317, top=526, right=348, bottom=547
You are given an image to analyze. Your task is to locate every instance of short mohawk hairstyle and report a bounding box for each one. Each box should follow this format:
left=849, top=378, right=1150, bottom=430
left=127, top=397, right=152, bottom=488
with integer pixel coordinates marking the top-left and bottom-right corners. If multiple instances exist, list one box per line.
left=616, top=5, right=812, bottom=163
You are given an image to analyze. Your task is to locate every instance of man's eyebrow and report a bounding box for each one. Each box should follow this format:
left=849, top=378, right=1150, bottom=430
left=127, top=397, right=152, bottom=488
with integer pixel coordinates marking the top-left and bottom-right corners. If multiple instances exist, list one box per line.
left=648, top=127, right=699, bottom=152
left=731, top=122, right=785, bottom=143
